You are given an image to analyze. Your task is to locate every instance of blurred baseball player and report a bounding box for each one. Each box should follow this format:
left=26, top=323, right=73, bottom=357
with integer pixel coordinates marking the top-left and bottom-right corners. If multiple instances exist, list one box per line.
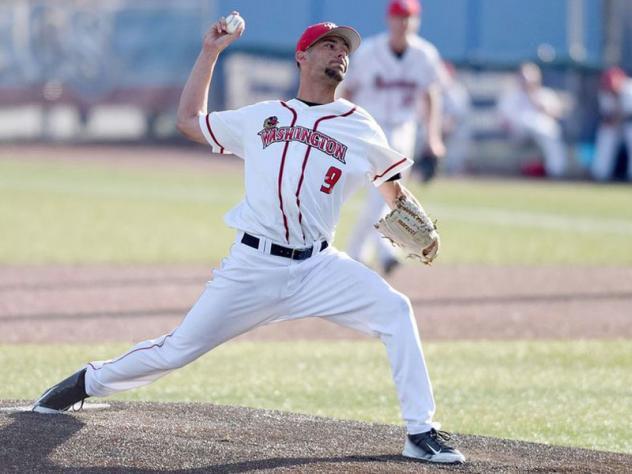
left=591, top=66, right=632, bottom=182
left=343, top=0, right=447, bottom=275
left=497, top=62, right=568, bottom=178
left=32, top=12, right=464, bottom=465
left=440, top=62, right=472, bottom=175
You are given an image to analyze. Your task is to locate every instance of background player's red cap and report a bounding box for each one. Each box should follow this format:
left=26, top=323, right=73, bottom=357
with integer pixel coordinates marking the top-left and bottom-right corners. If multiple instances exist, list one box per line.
left=296, top=22, right=361, bottom=53
left=388, top=0, right=421, bottom=17
left=600, top=66, right=626, bottom=92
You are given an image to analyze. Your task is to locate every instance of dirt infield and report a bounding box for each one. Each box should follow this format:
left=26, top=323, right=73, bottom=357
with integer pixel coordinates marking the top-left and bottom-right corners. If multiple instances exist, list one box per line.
left=1, top=402, right=630, bottom=473
left=1, top=263, right=631, bottom=343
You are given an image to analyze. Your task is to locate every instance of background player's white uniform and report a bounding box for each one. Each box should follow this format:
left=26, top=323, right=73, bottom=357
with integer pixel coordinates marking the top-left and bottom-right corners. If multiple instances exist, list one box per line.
left=83, top=98, right=438, bottom=435
left=591, top=78, right=632, bottom=181
left=441, top=70, right=472, bottom=175
left=343, top=32, right=444, bottom=268
left=497, top=81, right=567, bottom=178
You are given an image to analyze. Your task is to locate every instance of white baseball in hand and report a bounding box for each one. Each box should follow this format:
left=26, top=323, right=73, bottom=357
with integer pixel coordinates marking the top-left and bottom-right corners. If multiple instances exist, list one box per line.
left=225, top=13, right=245, bottom=34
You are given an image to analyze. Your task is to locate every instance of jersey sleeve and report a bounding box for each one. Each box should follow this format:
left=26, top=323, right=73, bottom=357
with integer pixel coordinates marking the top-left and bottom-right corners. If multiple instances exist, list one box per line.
left=198, top=108, right=247, bottom=158
left=365, top=118, right=413, bottom=187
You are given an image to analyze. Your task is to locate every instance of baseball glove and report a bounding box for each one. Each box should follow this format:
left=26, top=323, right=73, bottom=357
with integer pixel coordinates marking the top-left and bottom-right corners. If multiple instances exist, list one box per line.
left=374, top=196, right=440, bottom=265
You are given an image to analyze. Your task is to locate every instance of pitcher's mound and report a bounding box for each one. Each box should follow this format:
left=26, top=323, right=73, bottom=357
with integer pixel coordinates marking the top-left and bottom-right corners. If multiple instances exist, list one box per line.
left=0, top=401, right=629, bottom=473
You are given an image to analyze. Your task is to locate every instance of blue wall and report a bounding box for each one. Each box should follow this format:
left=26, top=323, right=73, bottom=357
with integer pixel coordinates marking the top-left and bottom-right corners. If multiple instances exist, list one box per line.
left=217, top=0, right=604, bottom=66
left=0, top=0, right=608, bottom=92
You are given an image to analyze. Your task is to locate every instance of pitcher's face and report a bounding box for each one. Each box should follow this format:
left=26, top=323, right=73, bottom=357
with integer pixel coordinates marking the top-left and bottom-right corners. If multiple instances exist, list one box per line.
left=299, top=36, right=350, bottom=84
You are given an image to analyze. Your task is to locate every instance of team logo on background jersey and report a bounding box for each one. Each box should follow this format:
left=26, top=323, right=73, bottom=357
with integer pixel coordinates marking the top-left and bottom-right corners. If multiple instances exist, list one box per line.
left=374, top=75, right=416, bottom=91
left=263, top=116, right=279, bottom=128
left=257, top=124, right=348, bottom=164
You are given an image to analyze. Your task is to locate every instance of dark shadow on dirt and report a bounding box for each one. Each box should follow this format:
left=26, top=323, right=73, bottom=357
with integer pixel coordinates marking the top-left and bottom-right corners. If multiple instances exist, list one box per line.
left=0, top=412, right=85, bottom=472
left=175, top=454, right=430, bottom=474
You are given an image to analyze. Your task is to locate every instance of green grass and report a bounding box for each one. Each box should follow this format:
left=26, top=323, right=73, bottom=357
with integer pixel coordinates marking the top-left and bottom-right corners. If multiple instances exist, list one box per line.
left=1, top=157, right=631, bottom=264
left=2, top=340, right=631, bottom=454
left=0, top=159, right=241, bottom=263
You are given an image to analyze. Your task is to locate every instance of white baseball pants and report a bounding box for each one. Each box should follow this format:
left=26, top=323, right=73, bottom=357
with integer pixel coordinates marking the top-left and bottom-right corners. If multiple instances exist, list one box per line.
left=591, top=123, right=632, bottom=181
left=345, top=184, right=396, bottom=265
left=346, top=122, right=417, bottom=267
left=517, top=111, right=567, bottom=178
left=444, top=121, right=472, bottom=175
left=84, top=233, right=436, bottom=434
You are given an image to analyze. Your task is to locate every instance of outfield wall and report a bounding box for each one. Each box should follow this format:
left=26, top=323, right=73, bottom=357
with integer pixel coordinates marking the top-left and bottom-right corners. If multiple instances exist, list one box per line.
left=0, top=0, right=628, bottom=175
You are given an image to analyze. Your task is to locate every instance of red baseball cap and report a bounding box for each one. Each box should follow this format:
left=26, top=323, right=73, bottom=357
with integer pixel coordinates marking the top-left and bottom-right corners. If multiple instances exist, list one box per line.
left=601, top=66, right=626, bottom=92
left=296, top=22, right=361, bottom=53
left=388, top=0, right=421, bottom=17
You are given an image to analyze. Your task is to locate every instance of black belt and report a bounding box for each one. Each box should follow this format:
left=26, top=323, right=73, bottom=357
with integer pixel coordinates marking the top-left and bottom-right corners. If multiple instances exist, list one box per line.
left=241, top=233, right=328, bottom=260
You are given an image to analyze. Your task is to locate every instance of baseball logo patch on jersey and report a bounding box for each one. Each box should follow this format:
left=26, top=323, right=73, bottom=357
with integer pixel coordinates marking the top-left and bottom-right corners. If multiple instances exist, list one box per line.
left=263, top=116, right=279, bottom=128
left=257, top=125, right=348, bottom=164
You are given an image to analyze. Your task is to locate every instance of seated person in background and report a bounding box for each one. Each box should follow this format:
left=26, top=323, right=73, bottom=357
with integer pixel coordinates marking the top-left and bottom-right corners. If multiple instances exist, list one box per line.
left=591, top=66, right=632, bottom=182
left=497, top=62, right=567, bottom=178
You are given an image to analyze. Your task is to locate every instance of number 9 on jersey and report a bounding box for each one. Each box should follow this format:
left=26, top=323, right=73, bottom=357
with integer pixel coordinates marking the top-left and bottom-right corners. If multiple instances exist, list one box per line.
left=320, top=166, right=342, bottom=194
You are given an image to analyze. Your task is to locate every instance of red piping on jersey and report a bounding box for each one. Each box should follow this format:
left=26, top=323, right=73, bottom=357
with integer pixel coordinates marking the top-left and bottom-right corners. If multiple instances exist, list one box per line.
left=278, top=101, right=298, bottom=243
left=295, top=106, right=356, bottom=243
left=373, top=158, right=408, bottom=181
left=205, top=114, right=225, bottom=154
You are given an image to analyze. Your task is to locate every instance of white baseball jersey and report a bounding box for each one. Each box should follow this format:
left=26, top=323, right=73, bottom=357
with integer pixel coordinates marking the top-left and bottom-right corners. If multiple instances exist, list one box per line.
left=497, top=85, right=567, bottom=177
left=592, top=79, right=632, bottom=181
left=497, top=86, right=563, bottom=132
left=343, top=32, right=445, bottom=128
left=198, top=98, right=412, bottom=246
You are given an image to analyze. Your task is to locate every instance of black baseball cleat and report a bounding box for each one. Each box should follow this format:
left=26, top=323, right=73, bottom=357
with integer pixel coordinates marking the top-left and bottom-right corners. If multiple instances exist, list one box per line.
left=32, top=368, right=89, bottom=414
left=402, top=428, right=466, bottom=464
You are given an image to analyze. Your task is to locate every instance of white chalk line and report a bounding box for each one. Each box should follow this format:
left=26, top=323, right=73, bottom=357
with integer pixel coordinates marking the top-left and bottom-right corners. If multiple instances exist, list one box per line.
left=2, top=180, right=631, bottom=235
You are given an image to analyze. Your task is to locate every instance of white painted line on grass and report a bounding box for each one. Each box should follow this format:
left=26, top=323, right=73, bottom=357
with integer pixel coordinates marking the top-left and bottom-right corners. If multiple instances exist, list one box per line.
left=430, top=204, right=632, bottom=236
left=2, top=180, right=631, bottom=235
left=343, top=200, right=632, bottom=236
left=0, top=180, right=231, bottom=204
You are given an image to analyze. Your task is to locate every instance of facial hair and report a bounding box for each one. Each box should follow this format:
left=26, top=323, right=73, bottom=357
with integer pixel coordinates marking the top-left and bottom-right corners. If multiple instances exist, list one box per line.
left=324, top=67, right=344, bottom=83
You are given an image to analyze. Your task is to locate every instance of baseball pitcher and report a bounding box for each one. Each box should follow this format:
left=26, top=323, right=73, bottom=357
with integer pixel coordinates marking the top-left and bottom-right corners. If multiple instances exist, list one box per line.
left=32, top=12, right=464, bottom=465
